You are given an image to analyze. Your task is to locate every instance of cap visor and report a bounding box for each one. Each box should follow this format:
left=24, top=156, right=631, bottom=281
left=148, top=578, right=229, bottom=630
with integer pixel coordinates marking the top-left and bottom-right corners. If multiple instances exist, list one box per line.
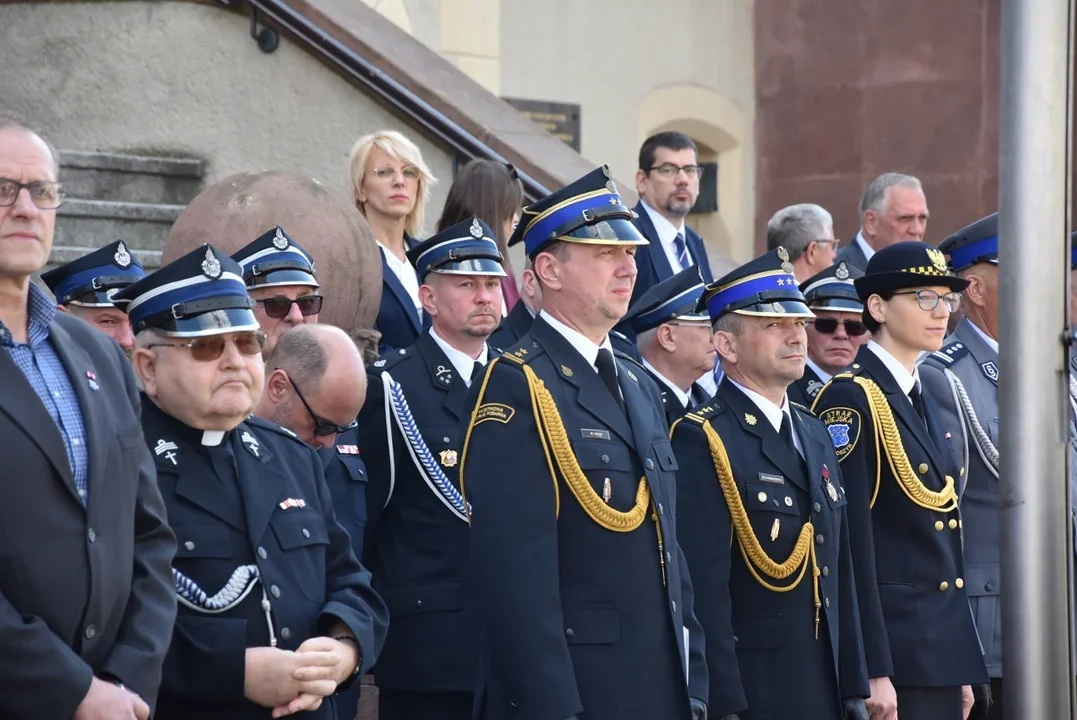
left=809, top=298, right=864, bottom=313
left=245, top=269, right=319, bottom=289
left=430, top=258, right=508, bottom=277
left=560, top=217, right=648, bottom=245
left=152, top=308, right=262, bottom=338
left=733, top=300, right=816, bottom=319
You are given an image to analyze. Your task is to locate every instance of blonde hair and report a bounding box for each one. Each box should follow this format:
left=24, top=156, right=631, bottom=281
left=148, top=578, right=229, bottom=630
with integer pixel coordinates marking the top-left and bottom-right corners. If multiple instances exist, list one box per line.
left=348, top=130, right=436, bottom=237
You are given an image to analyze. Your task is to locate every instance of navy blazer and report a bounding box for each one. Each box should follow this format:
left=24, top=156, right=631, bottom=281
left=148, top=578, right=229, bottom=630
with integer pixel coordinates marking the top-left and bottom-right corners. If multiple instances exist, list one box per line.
left=629, top=201, right=713, bottom=309
left=374, top=238, right=431, bottom=356
left=488, top=301, right=534, bottom=352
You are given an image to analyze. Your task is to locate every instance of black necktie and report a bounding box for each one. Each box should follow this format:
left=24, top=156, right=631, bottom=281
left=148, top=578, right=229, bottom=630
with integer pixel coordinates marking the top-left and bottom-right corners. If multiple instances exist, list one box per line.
left=909, top=381, right=928, bottom=425
left=779, top=412, right=797, bottom=453
left=471, top=360, right=484, bottom=385
left=595, top=348, right=627, bottom=416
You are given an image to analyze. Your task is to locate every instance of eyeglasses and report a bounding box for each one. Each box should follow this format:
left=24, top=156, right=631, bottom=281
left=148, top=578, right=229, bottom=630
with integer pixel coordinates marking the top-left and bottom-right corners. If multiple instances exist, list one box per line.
left=256, top=294, right=323, bottom=319
left=814, top=238, right=840, bottom=249
left=0, top=179, right=65, bottom=209
left=893, top=289, right=962, bottom=312
left=810, top=317, right=869, bottom=337
left=373, top=166, right=421, bottom=181
left=646, top=163, right=702, bottom=180
left=288, top=375, right=358, bottom=436
left=147, top=331, right=266, bottom=362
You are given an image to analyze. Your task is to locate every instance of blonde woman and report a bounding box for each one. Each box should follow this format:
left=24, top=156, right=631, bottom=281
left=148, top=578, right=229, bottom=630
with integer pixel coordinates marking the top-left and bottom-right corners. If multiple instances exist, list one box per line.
left=348, top=130, right=436, bottom=354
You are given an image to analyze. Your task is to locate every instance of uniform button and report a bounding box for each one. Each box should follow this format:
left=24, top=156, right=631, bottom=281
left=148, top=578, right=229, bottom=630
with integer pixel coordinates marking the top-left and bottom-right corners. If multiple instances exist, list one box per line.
left=443, top=437, right=450, bottom=443
left=824, top=598, right=830, bottom=608
left=84, top=625, right=96, bottom=639
left=416, top=600, right=423, bottom=608
left=601, top=455, right=610, bottom=464
left=784, top=496, right=793, bottom=507
left=939, top=581, right=949, bottom=592
left=666, top=551, right=673, bottom=563
left=658, top=503, right=664, bottom=516
left=985, top=580, right=993, bottom=592
left=645, top=459, right=655, bottom=470
left=258, top=547, right=267, bottom=559
left=302, top=528, right=311, bottom=539
left=852, top=363, right=860, bottom=369
left=281, top=627, right=292, bottom=640
left=671, top=601, right=677, bottom=613
left=184, top=541, right=195, bottom=551
left=271, top=585, right=281, bottom=598
left=814, top=502, right=822, bottom=513
left=815, top=534, right=824, bottom=545
left=918, top=463, right=929, bottom=474
left=87, top=528, right=96, bottom=543
left=960, top=467, right=966, bottom=477
left=948, top=519, right=958, bottom=529
left=956, top=578, right=965, bottom=589
left=565, top=628, right=574, bottom=638
left=934, top=521, right=944, bottom=531
left=822, top=566, right=829, bottom=577
left=757, top=492, right=767, bottom=502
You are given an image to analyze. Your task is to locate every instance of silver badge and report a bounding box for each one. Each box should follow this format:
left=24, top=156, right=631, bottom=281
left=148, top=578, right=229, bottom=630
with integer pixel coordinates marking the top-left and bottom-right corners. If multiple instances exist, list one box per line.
left=373, top=359, right=386, bottom=368
left=241, top=430, right=260, bottom=457
left=606, top=180, right=618, bottom=194
left=777, top=246, right=790, bottom=262
left=272, top=227, right=289, bottom=250
left=201, top=247, right=222, bottom=279
left=782, top=261, right=795, bottom=274
left=470, top=218, right=483, bottom=238
left=835, top=261, right=849, bottom=280
left=114, top=241, right=132, bottom=269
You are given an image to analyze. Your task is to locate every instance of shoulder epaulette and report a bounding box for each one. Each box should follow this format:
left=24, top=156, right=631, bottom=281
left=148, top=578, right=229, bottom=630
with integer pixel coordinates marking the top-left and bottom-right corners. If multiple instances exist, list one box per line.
left=370, top=346, right=413, bottom=371
left=498, top=341, right=543, bottom=366
left=245, top=414, right=303, bottom=444
left=927, top=340, right=969, bottom=367
left=614, top=350, right=647, bottom=374
left=790, top=400, right=809, bottom=413
left=684, top=401, right=724, bottom=423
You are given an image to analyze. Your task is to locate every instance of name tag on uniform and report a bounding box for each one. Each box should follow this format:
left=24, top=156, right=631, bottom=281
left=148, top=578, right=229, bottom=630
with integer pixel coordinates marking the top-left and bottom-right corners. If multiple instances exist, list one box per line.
left=581, top=428, right=611, bottom=440
left=757, top=473, right=785, bottom=485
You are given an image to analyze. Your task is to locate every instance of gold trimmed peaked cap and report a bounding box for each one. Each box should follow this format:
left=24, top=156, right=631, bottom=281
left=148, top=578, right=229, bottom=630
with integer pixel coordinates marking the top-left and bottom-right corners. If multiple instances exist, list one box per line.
left=508, top=165, right=647, bottom=258
left=854, top=241, right=969, bottom=300
left=699, top=248, right=814, bottom=320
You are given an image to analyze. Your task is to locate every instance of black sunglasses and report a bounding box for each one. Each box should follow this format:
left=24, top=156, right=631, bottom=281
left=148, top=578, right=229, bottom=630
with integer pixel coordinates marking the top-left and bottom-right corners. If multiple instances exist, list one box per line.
left=810, top=317, right=869, bottom=337
left=257, top=294, right=323, bottom=319
left=287, top=375, right=358, bottom=436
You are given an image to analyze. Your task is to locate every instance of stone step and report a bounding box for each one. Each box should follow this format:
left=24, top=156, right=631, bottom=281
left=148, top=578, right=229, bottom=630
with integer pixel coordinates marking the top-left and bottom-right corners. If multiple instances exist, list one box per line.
left=59, top=150, right=204, bottom=206
left=55, top=198, right=184, bottom=254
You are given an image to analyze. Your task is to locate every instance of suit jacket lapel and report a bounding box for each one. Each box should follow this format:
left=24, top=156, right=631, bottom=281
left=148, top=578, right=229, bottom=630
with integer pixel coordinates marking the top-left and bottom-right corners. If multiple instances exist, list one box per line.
left=633, top=202, right=675, bottom=282
left=50, top=320, right=108, bottom=503
left=718, top=381, right=807, bottom=490
left=617, top=360, right=658, bottom=467
left=232, top=424, right=284, bottom=543
left=686, top=229, right=712, bottom=281
left=0, top=348, right=78, bottom=500
left=415, top=332, right=470, bottom=421
left=794, top=409, right=829, bottom=500
left=380, top=247, right=423, bottom=335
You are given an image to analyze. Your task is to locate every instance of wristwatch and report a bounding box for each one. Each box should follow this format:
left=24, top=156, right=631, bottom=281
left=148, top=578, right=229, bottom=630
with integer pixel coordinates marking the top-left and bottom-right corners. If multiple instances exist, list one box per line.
left=332, top=635, right=362, bottom=678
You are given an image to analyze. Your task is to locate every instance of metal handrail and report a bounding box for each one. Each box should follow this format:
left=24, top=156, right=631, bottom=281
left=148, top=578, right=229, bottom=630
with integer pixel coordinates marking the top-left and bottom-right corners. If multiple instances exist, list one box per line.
left=238, top=0, right=552, bottom=202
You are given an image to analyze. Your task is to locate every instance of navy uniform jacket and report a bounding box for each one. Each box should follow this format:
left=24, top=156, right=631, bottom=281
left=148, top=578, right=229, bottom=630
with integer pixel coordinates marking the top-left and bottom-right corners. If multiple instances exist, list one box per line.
left=488, top=300, right=535, bottom=351
left=460, top=317, right=707, bottom=720
left=812, top=346, right=988, bottom=688
left=919, top=319, right=1002, bottom=677
left=671, top=380, right=868, bottom=718
left=374, top=239, right=431, bottom=355
left=357, top=330, right=486, bottom=693
left=637, top=362, right=707, bottom=428
left=0, top=312, right=176, bottom=719
left=142, top=400, right=389, bottom=720
left=788, top=364, right=827, bottom=409
left=319, top=426, right=369, bottom=565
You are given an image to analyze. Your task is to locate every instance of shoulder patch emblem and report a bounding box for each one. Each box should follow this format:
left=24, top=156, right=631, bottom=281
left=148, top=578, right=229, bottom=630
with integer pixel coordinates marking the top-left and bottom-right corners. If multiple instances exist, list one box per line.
left=981, top=361, right=999, bottom=382
left=820, top=406, right=862, bottom=461
left=474, top=402, right=515, bottom=425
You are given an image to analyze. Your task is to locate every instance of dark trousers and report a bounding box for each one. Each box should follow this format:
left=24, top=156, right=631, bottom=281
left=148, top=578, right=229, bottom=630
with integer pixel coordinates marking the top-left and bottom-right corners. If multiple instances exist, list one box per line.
left=379, top=689, right=473, bottom=720
left=895, top=685, right=964, bottom=720
left=985, top=678, right=1003, bottom=720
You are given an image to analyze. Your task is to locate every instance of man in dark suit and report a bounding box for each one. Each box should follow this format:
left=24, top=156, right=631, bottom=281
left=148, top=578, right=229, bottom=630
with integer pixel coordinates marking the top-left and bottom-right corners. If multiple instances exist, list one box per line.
left=629, top=132, right=714, bottom=312
left=670, top=249, right=870, bottom=720
left=620, top=266, right=713, bottom=426
left=119, top=244, right=388, bottom=719
left=358, top=216, right=506, bottom=720
left=835, top=173, right=929, bottom=273
left=461, top=167, right=708, bottom=720
left=489, top=256, right=541, bottom=350
left=0, top=118, right=177, bottom=720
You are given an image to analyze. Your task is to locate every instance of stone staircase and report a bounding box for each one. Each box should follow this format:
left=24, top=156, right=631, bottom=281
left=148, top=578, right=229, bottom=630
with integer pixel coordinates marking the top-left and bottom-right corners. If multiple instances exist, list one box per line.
left=47, top=150, right=205, bottom=273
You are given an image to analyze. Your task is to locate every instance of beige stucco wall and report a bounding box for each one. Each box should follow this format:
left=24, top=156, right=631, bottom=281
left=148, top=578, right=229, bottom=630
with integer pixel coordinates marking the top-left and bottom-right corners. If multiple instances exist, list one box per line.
left=0, top=1, right=454, bottom=235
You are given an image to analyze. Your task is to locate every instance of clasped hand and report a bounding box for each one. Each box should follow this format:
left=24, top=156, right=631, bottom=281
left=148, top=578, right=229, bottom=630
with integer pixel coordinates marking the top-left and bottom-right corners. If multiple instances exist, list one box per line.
left=244, top=637, right=359, bottom=718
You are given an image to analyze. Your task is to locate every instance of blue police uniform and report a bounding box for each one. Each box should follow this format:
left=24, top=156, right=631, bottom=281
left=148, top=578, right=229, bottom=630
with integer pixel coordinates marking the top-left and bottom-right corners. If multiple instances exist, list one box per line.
left=788, top=261, right=866, bottom=408
left=620, top=266, right=711, bottom=427
left=358, top=217, right=506, bottom=720
left=460, top=168, right=708, bottom=720
left=116, top=245, right=389, bottom=720
left=812, top=242, right=988, bottom=720
left=42, top=239, right=146, bottom=307
left=671, top=249, right=869, bottom=720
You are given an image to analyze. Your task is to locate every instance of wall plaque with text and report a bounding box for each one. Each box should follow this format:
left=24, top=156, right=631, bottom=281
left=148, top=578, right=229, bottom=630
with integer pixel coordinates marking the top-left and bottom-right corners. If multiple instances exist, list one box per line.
left=503, top=97, right=582, bottom=151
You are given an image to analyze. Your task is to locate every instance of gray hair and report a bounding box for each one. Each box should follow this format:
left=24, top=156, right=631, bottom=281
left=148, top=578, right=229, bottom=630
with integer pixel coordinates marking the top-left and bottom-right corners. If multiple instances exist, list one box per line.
left=0, top=112, right=60, bottom=175
left=859, top=173, right=922, bottom=219
left=712, top=313, right=743, bottom=335
left=766, top=204, right=834, bottom=261
left=265, top=325, right=332, bottom=388
left=135, top=328, right=163, bottom=348
left=636, top=327, right=659, bottom=354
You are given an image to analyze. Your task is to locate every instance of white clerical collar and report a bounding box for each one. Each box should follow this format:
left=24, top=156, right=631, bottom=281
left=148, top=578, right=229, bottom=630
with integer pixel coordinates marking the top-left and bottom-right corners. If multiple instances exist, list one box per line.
left=429, top=327, right=488, bottom=386
left=642, top=357, right=690, bottom=408
left=855, top=231, right=876, bottom=261
left=967, top=320, right=999, bottom=354
left=540, top=310, right=613, bottom=371
left=640, top=198, right=686, bottom=246
left=201, top=430, right=226, bottom=446
left=867, top=340, right=919, bottom=397
left=805, top=356, right=834, bottom=384
left=726, top=377, right=802, bottom=455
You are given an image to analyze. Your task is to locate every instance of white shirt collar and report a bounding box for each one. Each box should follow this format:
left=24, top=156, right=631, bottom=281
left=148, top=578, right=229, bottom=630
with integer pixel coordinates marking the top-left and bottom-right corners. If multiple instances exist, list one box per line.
left=429, top=328, right=488, bottom=386
left=540, top=310, right=613, bottom=370
left=967, top=320, right=999, bottom=354
left=726, top=378, right=802, bottom=454
left=642, top=357, right=691, bottom=408
left=378, top=242, right=422, bottom=313
left=855, top=231, right=876, bottom=261
left=640, top=199, right=686, bottom=245
left=867, top=340, right=919, bottom=397
left=805, top=356, right=833, bottom=384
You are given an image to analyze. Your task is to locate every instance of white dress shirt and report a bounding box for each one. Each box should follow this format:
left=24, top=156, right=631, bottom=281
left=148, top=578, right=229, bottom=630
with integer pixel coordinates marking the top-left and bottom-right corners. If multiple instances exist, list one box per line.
left=727, top=378, right=803, bottom=456
left=867, top=340, right=919, bottom=402
left=540, top=310, right=614, bottom=373
left=967, top=321, right=999, bottom=354
left=642, top=357, right=691, bottom=408
left=429, top=328, right=489, bottom=387
left=854, top=231, right=876, bottom=263
left=640, top=199, right=690, bottom=272
left=805, top=357, right=834, bottom=385
left=379, top=241, right=422, bottom=320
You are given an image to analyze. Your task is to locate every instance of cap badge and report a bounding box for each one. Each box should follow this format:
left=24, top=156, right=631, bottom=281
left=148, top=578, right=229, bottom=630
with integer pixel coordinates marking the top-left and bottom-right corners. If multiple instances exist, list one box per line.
left=776, top=246, right=790, bottom=262
left=605, top=180, right=618, bottom=194
left=114, top=241, right=132, bottom=269
left=470, top=218, right=483, bottom=238
left=835, top=261, right=849, bottom=280
left=781, top=261, right=795, bottom=274
left=601, top=164, right=612, bottom=179
left=201, top=247, right=222, bottom=279
left=272, top=227, right=289, bottom=250
left=927, top=247, right=948, bottom=272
